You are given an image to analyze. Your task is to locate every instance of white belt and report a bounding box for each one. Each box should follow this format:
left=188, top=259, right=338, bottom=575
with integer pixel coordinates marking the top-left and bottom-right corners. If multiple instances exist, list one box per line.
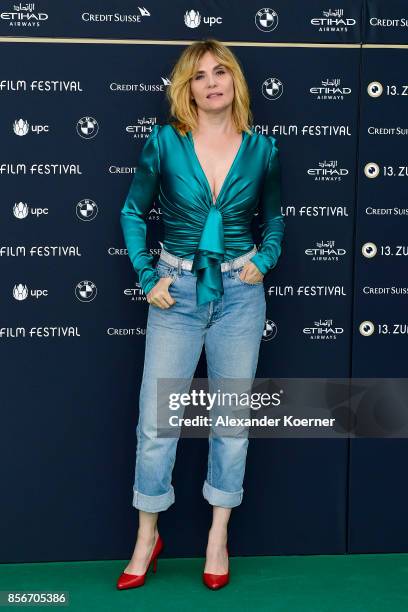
left=159, top=245, right=258, bottom=272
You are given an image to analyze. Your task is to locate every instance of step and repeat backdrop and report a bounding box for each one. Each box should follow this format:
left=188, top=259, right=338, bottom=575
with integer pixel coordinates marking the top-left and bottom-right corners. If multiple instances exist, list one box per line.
left=1, top=0, right=407, bottom=562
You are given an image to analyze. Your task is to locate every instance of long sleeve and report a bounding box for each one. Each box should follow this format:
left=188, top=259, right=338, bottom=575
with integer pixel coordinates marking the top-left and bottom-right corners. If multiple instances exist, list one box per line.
left=120, top=124, right=161, bottom=296
left=250, top=136, right=285, bottom=275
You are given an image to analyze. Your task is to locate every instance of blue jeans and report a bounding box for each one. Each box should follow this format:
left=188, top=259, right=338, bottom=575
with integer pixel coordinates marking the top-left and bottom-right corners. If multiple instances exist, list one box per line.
left=132, top=252, right=266, bottom=512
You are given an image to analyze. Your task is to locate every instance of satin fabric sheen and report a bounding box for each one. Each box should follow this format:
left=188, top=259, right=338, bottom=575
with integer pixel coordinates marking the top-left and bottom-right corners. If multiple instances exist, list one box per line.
left=120, top=123, right=285, bottom=306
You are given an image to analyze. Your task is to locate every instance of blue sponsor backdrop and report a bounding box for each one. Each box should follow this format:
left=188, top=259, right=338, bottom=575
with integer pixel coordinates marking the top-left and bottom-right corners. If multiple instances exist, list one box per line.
left=0, top=1, right=407, bottom=562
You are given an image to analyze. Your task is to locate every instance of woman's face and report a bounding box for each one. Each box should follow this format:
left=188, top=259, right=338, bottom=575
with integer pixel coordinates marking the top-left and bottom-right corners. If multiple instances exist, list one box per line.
left=190, top=51, right=235, bottom=114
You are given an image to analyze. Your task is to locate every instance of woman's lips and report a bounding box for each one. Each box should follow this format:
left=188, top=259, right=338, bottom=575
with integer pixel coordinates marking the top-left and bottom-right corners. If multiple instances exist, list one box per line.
left=207, top=93, right=223, bottom=98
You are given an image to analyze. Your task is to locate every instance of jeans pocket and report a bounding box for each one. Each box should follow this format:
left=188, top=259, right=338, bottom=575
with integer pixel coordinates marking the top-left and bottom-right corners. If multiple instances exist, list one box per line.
left=234, top=265, right=263, bottom=286
left=156, top=260, right=178, bottom=285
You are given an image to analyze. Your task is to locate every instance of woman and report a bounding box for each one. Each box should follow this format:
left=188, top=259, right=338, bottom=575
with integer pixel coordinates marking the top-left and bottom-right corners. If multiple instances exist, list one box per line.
left=117, top=38, right=285, bottom=590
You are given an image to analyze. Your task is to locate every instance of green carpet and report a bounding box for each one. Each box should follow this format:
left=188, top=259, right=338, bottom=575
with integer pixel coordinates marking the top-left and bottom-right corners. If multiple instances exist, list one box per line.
left=1, top=553, right=408, bottom=611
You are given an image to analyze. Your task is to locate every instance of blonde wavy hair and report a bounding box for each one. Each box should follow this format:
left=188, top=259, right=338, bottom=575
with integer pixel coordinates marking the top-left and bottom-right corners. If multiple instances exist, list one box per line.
left=166, top=38, right=254, bottom=137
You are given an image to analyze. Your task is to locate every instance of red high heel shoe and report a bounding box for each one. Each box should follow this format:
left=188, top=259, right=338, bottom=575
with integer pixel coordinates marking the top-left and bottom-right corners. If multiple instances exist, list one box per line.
left=116, top=533, right=164, bottom=590
left=202, top=545, right=230, bottom=590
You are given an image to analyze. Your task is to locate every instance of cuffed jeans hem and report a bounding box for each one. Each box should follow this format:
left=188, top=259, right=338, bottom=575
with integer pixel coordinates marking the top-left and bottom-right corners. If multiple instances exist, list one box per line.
left=202, top=480, right=243, bottom=508
left=132, top=485, right=175, bottom=512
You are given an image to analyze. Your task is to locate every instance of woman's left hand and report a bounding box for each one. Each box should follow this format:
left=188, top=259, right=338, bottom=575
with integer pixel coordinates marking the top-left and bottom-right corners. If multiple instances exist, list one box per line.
left=238, top=261, right=264, bottom=284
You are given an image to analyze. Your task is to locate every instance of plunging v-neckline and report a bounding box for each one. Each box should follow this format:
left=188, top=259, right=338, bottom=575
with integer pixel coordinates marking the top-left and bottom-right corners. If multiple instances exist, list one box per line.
left=187, top=130, right=246, bottom=206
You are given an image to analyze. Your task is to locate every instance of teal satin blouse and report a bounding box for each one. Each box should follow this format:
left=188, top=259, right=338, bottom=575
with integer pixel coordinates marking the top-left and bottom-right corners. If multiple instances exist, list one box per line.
left=120, top=123, right=285, bottom=306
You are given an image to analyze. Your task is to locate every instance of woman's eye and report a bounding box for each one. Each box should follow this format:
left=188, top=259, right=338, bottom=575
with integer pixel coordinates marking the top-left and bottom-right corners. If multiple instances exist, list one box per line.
left=194, top=70, right=225, bottom=80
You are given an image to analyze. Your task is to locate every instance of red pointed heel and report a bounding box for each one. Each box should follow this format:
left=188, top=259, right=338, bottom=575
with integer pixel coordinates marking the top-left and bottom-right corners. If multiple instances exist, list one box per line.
left=203, top=545, right=230, bottom=590
left=116, top=534, right=164, bottom=590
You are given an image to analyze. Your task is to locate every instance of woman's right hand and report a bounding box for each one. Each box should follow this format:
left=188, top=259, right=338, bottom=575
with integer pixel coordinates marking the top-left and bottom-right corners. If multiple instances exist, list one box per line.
left=146, top=277, right=176, bottom=309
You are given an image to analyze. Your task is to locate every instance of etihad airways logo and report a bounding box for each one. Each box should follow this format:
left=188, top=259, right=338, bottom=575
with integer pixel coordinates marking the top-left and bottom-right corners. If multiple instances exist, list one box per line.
left=1, top=3, right=48, bottom=27
left=305, top=240, right=347, bottom=261
left=310, top=78, right=352, bottom=100
left=307, top=159, right=349, bottom=181
left=126, top=118, right=159, bottom=139
left=303, top=319, right=344, bottom=340
left=311, top=8, right=357, bottom=31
